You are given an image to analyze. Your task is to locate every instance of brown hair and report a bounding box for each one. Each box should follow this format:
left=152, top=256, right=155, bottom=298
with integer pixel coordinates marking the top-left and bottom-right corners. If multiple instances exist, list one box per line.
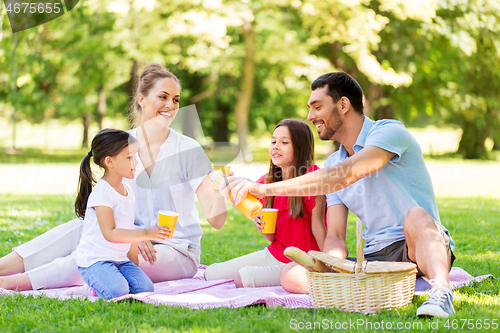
left=74, top=129, right=137, bottom=218
left=264, top=119, right=315, bottom=218
left=129, top=63, right=180, bottom=128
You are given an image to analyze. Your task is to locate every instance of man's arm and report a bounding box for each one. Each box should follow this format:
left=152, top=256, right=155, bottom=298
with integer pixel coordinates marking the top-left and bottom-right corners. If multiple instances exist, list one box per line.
left=323, top=204, right=349, bottom=258
left=227, top=146, right=396, bottom=205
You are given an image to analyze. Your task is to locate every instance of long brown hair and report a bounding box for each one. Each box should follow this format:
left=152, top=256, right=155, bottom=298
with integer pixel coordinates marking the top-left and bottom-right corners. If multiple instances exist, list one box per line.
left=129, top=63, right=181, bottom=128
left=264, top=119, right=315, bottom=218
left=74, top=129, right=137, bottom=218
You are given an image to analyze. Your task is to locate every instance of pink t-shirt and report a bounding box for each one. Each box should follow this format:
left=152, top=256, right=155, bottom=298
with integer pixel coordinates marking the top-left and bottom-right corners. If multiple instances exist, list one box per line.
left=257, top=165, right=323, bottom=263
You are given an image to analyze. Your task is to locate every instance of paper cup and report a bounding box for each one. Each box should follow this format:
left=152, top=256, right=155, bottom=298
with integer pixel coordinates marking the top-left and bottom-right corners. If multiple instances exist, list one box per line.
left=158, top=210, right=179, bottom=238
left=260, top=208, right=278, bottom=234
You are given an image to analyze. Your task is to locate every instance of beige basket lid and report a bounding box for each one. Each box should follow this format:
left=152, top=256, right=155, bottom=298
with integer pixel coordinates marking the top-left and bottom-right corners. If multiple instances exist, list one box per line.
left=363, top=261, right=417, bottom=274
left=308, top=251, right=417, bottom=274
left=308, top=251, right=355, bottom=274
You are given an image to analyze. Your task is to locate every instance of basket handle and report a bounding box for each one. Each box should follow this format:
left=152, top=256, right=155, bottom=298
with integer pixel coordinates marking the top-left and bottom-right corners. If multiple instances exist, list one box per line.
left=356, top=219, right=364, bottom=273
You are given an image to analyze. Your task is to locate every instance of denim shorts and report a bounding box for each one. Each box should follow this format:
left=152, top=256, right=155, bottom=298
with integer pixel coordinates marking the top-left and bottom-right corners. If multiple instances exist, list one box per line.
left=348, top=224, right=455, bottom=277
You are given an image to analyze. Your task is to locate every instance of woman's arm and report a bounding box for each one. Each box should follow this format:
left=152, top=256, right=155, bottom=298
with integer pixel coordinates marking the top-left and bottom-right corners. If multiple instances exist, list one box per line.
left=311, top=195, right=327, bottom=251
left=196, top=175, right=228, bottom=230
left=95, top=206, right=170, bottom=242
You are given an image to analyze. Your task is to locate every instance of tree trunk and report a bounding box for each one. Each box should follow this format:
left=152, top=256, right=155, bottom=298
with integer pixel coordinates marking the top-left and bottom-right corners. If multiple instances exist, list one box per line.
left=96, top=86, right=106, bottom=130
left=457, top=119, right=488, bottom=159
left=492, top=116, right=500, bottom=151
left=234, top=21, right=255, bottom=162
left=82, top=113, right=92, bottom=148
left=493, top=135, right=500, bottom=151
left=214, top=100, right=231, bottom=143
left=375, top=104, right=394, bottom=120
left=127, top=60, right=139, bottom=100
left=11, top=33, right=19, bottom=150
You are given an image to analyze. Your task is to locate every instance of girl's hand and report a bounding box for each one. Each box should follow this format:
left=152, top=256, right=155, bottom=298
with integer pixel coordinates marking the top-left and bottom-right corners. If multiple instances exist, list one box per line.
left=137, top=240, right=157, bottom=263
left=146, top=226, right=172, bottom=240
left=253, top=214, right=264, bottom=231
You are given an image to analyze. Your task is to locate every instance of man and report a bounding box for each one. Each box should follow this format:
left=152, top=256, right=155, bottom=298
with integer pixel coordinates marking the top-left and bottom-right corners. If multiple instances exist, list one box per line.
left=227, top=72, right=456, bottom=318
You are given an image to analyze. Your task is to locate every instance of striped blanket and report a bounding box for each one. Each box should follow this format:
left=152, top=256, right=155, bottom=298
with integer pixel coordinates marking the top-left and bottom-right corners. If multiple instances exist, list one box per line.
left=0, top=266, right=492, bottom=308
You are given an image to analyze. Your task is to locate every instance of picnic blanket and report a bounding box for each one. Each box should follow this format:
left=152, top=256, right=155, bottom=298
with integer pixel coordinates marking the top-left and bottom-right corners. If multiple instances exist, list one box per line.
left=0, top=266, right=493, bottom=309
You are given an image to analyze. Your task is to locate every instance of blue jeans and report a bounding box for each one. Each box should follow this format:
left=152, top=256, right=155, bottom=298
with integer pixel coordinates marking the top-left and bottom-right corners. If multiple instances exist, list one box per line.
left=78, top=261, right=154, bottom=300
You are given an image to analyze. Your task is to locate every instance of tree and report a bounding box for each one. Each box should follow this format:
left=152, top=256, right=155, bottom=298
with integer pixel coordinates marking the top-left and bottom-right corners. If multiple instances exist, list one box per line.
left=375, top=0, right=500, bottom=159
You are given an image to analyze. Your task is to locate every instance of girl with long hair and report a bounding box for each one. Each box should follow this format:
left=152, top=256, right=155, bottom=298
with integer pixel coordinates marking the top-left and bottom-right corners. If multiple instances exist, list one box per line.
left=205, top=119, right=326, bottom=288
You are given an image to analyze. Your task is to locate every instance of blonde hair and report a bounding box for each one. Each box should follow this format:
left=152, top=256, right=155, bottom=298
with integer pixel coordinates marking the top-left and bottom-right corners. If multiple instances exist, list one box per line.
left=129, top=63, right=180, bottom=128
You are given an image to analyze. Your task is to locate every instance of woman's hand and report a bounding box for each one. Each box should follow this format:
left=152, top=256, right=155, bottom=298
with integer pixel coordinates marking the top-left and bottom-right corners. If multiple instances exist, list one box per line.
left=253, top=214, right=264, bottom=231
left=137, top=240, right=157, bottom=263
left=145, top=226, right=171, bottom=241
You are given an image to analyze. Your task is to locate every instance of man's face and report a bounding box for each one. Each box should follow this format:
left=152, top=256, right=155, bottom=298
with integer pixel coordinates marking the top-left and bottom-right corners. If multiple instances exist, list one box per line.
left=307, top=86, right=343, bottom=141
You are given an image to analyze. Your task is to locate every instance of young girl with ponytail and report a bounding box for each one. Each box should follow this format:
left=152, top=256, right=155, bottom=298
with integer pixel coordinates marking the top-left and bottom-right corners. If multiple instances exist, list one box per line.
left=75, top=128, right=169, bottom=299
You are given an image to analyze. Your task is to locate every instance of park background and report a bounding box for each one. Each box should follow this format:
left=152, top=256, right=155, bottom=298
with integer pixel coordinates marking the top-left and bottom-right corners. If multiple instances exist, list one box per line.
left=1, top=0, right=499, bottom=332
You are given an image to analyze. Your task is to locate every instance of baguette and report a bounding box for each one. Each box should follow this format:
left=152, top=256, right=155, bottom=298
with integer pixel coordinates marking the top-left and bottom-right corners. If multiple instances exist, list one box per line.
left=284, top=247, right=337, bottom=273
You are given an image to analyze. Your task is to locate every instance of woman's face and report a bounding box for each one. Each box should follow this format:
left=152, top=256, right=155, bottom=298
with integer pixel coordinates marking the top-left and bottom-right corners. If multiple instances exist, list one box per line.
left=269, top=125, right=294, bottom=168
left=138, top=78, right=180, bottom=127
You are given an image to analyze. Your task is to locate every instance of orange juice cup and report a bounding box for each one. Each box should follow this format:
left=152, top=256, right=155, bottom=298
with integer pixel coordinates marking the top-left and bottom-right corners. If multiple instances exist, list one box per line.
left=158, top=210, right=178, bottom=238
left=212, top=165, right=231, bottom=189
left=260, top=208, right=278, bottom=234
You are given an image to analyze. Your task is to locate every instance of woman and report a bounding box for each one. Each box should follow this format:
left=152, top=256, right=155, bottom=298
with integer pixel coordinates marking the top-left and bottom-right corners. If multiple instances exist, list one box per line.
left=0, top=63, right=227, bottom=290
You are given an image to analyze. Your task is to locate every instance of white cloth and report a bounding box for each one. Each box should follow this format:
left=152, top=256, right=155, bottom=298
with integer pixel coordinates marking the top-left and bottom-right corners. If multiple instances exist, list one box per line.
left=204, top=248, right=285, bottom=287
left=14, top=218, right=85, bottom=290
left=76, top=179, right=135, bottom=268
left=125, top=128, right=212, bottom=251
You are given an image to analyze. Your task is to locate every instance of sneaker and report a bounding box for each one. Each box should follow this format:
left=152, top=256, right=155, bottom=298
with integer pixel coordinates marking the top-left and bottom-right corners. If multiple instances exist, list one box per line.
left=417, top=279, right=455, bottom=318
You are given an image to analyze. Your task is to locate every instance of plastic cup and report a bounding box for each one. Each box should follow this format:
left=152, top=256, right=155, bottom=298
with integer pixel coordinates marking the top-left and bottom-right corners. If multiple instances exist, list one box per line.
left=212, top=165, right=231, bottom=189
left=158, top=210, right=178, bottom=238
left=260, top=208, right=278, bottom=234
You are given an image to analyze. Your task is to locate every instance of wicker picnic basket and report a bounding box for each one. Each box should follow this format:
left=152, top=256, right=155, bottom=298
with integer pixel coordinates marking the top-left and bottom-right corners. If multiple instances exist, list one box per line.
left=306, top=220, right=417, bottom=313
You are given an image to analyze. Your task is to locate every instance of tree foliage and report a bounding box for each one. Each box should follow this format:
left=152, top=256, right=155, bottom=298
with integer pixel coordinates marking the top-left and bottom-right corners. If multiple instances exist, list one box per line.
left=0, top=0, right=498, bottom=158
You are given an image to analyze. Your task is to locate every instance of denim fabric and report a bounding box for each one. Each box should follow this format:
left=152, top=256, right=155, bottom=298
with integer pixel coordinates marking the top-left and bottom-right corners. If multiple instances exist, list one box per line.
left=78, top=260, right=154, bottom=300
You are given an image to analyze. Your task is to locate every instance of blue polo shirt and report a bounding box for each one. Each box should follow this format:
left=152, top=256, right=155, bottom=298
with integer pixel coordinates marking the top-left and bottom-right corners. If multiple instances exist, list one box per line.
left=325, top=116, right=454, bottom=255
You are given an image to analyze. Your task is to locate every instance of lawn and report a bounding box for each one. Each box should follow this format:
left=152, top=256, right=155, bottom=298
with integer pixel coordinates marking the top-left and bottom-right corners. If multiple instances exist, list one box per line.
left=0, top=138, right=499, bottom=332
left=1, top=192, right=499, bottom=332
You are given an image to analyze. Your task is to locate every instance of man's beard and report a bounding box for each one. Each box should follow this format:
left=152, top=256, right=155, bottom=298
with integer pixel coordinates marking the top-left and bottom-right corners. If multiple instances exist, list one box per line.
left=319, top=106, right=342, bottom=140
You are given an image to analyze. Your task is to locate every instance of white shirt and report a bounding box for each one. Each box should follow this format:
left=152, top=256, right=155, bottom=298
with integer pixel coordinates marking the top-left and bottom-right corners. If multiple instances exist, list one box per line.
left=124, top=128, right=212, bottom=249
left=77, top=179, right=135, bottom=267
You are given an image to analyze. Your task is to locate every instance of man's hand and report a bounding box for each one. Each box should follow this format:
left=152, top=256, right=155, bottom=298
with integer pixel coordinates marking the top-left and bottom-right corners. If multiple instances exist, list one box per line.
left=226, top=177, right=265, bottom=205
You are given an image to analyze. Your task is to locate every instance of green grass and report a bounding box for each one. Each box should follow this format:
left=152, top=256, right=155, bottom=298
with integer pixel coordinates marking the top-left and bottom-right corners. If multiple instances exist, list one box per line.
left=1, top=193, right=499, bottom=332
left=0, top=148, right=88, bottom=164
